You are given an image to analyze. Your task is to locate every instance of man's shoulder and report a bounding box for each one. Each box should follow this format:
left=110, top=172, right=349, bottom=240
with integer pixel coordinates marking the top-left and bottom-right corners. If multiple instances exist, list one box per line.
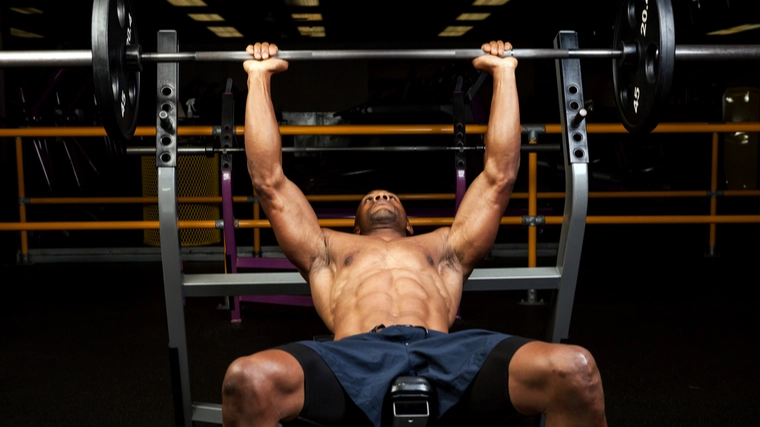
left=322, top=227, right=353, bottom=240
left=430, top=226, right=452, bottom=240
left=321, top=228, right=363, bottom=248
left=408, top=227, right=455, bottom=252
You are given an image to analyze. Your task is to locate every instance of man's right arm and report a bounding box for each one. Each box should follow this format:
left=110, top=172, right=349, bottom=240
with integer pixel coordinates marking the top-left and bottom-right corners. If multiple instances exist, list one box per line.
left=244, top=43, right=327, bottom=275
left=446, top=41, right=521, bottom=276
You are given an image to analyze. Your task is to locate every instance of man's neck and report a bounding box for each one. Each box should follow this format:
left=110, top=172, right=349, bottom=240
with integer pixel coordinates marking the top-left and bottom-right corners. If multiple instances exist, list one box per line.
left=362, top=228, right=406, bottom=241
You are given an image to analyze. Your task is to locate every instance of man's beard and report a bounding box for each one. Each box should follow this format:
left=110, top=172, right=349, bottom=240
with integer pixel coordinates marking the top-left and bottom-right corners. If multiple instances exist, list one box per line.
left=368, top=208, right=397, bottom=225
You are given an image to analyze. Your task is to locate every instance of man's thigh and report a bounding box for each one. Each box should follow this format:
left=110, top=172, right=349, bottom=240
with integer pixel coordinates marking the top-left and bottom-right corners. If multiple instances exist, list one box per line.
left=439, top=336, right=534, bottom=426
left=278, top=343, right=372, bottom=427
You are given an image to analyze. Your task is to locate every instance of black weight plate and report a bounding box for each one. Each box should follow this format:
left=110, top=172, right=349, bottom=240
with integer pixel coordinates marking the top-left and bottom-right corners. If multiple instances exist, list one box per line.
left=92, top=0, right=140, bottom=141
left=612, top=0, right=676, bottom=133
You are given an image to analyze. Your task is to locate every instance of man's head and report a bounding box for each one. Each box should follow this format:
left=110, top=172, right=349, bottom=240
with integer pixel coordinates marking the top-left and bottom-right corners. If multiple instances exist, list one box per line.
left=353, top=190, right=413, bottom=236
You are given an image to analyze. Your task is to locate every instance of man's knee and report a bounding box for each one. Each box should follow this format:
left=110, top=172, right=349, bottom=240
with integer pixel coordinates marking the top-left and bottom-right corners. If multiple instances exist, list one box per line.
left=510, top=342, right=605, bottom=415
left=222, top=350, right=303, bottom=404
left=544, top=345, right=605, bottom=412
left=549, top=345, right=602, bottom=389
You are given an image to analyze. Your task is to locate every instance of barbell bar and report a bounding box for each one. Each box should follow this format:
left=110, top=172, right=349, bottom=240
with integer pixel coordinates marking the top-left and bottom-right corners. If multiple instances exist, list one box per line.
left=1, top=0, right=760, bottom=140
left=0, top=48, right=625, bottom=67
left=124, top=144, right=561, bottom=156
left=4, top=45, right=758, bottom=68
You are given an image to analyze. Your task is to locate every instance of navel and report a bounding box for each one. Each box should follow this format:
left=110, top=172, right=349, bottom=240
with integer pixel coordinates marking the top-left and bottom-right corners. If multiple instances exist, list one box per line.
left=344, top=255, right=354, bottom=266
left=426, top=255, right=434, bottom=266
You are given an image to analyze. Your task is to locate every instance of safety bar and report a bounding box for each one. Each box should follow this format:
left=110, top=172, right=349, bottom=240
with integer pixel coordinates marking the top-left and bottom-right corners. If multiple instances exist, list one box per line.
left=181, top=267, right=562, bottom=297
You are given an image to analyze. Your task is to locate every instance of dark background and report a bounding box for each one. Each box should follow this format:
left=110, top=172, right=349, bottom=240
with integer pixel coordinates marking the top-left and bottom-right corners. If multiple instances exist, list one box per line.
left=1, top=0, right=759, bottom=426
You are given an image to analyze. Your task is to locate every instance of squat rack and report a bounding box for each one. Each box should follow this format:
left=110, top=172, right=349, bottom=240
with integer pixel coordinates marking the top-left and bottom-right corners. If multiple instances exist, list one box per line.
left=153, top=30, right=589, bottom=425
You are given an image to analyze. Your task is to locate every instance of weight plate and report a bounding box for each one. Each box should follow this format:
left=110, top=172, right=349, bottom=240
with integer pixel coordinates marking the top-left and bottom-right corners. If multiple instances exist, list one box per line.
left=612, top=0, right=676, bottom=133
left=91, top=0, right=140, bottom=141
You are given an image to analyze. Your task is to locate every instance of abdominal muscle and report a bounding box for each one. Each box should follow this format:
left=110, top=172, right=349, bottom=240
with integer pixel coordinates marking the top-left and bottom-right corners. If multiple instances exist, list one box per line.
left=321, top=268, right=459, bottom=340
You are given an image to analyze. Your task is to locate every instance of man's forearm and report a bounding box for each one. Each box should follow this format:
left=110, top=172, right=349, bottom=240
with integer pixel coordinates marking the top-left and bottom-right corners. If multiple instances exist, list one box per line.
left=484, top=68, right=521, bottom=183
left=245, top=71, right=284, bottom=188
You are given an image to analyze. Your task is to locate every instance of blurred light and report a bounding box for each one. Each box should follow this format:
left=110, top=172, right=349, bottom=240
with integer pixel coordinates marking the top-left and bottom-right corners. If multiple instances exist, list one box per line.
left=472, top=0, right=510, bottom=5
left=298, top=26, right=326, bottom=37
left=286, top=0, right=319, bottom=6
left=456, top=13, right=490, bottom=20
left=10, top=7, right=43, bottom=14
left=292, top=13, right=323, bottom=21
left=10, top=28, right=43, bottom=38
left=188, top=14, right=224, bottom=21
left=208, top=26, right=243, bottom=37
left=439, top=26, right=473, bottom=37
left=168, top=0, right=207, bottom=5
left=707, top=24, right=760, bottom=36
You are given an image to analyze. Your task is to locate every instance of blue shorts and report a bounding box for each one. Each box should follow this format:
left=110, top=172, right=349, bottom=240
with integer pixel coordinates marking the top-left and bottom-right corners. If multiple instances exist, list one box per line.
left=279, top=325, right=530, bottom=427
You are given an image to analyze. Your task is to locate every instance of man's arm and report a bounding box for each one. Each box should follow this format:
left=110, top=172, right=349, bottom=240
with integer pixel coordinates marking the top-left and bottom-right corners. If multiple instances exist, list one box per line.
left=447, top=40, right=521, bottom=275
left=244, top=42, right=326, bottom=275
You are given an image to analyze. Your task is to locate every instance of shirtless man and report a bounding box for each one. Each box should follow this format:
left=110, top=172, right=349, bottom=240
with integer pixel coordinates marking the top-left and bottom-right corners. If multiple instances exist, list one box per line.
left=222, top=41, right=607, bottom=427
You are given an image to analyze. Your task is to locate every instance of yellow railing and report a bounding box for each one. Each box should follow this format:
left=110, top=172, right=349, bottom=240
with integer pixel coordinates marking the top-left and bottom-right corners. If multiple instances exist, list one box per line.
left=2, top=123, right=759, bottom=262
left=3, top=122, right=760, bottom=137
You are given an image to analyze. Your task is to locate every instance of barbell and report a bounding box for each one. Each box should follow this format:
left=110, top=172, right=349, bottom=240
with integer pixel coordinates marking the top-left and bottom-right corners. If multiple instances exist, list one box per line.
left=1, top=0, right=759, bottom=141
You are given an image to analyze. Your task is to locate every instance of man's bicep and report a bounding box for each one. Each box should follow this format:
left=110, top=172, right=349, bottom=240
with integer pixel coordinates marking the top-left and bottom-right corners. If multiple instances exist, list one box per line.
left=448, top=176, right=510, bottom=270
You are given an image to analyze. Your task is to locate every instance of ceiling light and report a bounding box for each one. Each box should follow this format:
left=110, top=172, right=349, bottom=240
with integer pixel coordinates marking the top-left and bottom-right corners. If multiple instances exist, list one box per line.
left=292, top=13, right=323, bottom=21
left=10, top=7, right=43, bottom=14
left=472, top=0, right=510, bottom=5
left=167, top=0, right=208, bottom=6
left=285, top=0, right=319, bottom=6
left=438, top=26, right=473, bottom=37
left=188, top=13, right=224, bottom=21
left=10, top=28, right=43, bottom=38
left=456, top=13, right=491, bottom=20
left=208, top=26, right=243, bottom=37
left=707, top=24, right=760, bottom=36
left=297, top=26, right=326, bottom=37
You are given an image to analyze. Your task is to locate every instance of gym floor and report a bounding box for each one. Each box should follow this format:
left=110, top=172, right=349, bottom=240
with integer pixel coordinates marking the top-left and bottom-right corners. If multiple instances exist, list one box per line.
left=1, top=223, right=759, bottom=427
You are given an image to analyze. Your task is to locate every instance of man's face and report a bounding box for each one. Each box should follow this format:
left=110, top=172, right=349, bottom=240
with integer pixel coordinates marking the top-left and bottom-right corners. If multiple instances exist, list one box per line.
left=354, top=190, right=412, bottom=235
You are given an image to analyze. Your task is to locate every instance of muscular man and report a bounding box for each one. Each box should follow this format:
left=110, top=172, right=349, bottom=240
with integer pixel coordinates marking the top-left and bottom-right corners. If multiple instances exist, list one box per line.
left=222, top=41, right=607, bottom=427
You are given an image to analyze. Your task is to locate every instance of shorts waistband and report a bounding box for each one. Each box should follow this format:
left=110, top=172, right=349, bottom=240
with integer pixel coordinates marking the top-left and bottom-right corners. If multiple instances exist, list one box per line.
left=370, top=324, right=429, bottom=335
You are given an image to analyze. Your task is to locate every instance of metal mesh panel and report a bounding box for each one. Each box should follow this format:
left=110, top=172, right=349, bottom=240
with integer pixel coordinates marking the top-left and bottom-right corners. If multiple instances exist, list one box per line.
left=141, top=155, right=222, bottom=246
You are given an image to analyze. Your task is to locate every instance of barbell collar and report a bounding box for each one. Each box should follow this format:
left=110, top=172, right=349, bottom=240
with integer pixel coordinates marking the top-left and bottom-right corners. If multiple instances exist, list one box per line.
left=125, top=44, right=143, bottom=71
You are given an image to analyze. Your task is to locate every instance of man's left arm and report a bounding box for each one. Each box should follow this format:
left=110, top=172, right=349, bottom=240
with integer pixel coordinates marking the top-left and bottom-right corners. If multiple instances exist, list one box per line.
left=448, top=40, right=521, bottom=275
